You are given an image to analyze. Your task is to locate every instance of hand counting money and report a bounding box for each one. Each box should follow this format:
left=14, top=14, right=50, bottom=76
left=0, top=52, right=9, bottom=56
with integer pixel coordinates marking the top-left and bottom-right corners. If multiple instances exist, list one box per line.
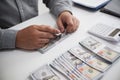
left=38, top=32, right=70, bottom=53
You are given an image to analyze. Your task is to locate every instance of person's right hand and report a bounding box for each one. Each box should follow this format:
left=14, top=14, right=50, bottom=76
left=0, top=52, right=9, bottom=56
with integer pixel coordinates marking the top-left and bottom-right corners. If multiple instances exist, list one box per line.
left=16, top=25, right=60, bottom=50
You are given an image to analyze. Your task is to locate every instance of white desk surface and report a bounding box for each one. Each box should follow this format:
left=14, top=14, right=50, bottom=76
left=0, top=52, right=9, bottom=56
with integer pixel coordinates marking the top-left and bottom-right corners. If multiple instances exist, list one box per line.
left=0, top=6, right=120, bottom=80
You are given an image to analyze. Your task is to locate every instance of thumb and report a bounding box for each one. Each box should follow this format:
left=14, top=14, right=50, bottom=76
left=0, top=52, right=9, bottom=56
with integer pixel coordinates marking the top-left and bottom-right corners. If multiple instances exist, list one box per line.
left=67, top=17, right=74, bottom=27
left=57, top=19, right=65, bottom=33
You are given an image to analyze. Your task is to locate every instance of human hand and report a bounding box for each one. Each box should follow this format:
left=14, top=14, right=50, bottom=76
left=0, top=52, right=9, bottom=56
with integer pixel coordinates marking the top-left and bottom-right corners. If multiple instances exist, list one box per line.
left=57, top=11, right=80, bottom=33
left=16, top=25, right=60, bottom=50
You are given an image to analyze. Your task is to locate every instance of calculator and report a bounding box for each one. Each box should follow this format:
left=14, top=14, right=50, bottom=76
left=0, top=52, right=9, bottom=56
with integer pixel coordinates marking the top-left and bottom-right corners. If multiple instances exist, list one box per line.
left=88, top=23, right=120, bottom=42
left=72, top=0, right=110, bottom=10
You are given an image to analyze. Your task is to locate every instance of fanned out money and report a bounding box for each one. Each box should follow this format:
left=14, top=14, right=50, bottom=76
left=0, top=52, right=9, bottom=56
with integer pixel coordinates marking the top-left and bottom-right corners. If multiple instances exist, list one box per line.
left=50, top=52, right=103, bottom=80
left=31, top=65, right=60, bottom=80
left=51, top=60, right=82, bottom=80
left=79, top=37, right=120, bottom=63
left=68, top=46, right=111, bottom=72
left=38, top=32, right=71, bottom=53
left=62, top=52, right=103, bottom=80
left=31, top=36, right=120, bottom=80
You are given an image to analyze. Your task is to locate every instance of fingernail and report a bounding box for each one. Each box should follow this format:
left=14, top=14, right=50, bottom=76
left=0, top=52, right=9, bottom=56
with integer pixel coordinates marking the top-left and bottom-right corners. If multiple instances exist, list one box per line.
left=55, top=33, right=62, bottom=36
left=54, top=29, right=59, bottom=33
left=50, top=35, right=55, bottom=38
left=57, top=29, right=61, bottom=33
left=60, top=28, right=64, bottom=33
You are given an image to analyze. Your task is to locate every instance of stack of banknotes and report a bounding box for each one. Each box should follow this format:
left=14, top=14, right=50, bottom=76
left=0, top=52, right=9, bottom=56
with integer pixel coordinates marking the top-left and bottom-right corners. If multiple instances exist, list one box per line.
left=31, top=36, right=120, bottom=80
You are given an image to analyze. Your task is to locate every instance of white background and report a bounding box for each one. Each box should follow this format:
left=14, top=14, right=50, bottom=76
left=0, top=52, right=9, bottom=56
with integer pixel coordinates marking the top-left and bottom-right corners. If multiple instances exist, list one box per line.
left=0, top=0, right=120, bottom=80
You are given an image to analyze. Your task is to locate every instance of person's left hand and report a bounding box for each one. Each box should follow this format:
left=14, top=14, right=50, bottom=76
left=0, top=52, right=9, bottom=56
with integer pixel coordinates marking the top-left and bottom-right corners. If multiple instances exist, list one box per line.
left=57, top=11, right=80, bottom=33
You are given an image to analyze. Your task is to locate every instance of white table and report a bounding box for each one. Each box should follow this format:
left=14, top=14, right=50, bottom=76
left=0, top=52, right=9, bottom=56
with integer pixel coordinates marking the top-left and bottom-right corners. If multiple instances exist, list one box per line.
left=0, top=6, right=120, bottom=80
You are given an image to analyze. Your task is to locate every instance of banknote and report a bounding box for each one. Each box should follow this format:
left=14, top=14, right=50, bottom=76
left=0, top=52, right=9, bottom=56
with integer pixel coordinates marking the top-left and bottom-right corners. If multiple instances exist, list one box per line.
left=97, top=47, right=120, bottom=63
left=39, top=32, right=70, bottom=53
left=50, top=60, right=80, bottom=80
left=31, top=65, right=60, bottom=80
left=62, top=52, right=102, bottom=80
left=79, top=37, right=120, bottom=63
left=69, top=46, right=110, bottom=72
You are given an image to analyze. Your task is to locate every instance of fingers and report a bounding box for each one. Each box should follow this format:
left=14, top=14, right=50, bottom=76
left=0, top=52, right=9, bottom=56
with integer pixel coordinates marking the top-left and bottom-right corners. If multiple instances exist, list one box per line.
left=57, top=11, right=80, bottom=33
left=66, top=16, right=79, bottom=33
left=16, top=25, right=61, bottom=50
left=38, top=44, right=46, bottom=48
left=36, top=25, right=60, bottom=34
left=57, top=19, right=65, bottom=33
left=38, top=31, right=55, bottom=39
left=38, top=39, right=50, bottom=44
left=33, top=43, right=46, bottom=50
left=66, top=16, right=74, bottom=33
